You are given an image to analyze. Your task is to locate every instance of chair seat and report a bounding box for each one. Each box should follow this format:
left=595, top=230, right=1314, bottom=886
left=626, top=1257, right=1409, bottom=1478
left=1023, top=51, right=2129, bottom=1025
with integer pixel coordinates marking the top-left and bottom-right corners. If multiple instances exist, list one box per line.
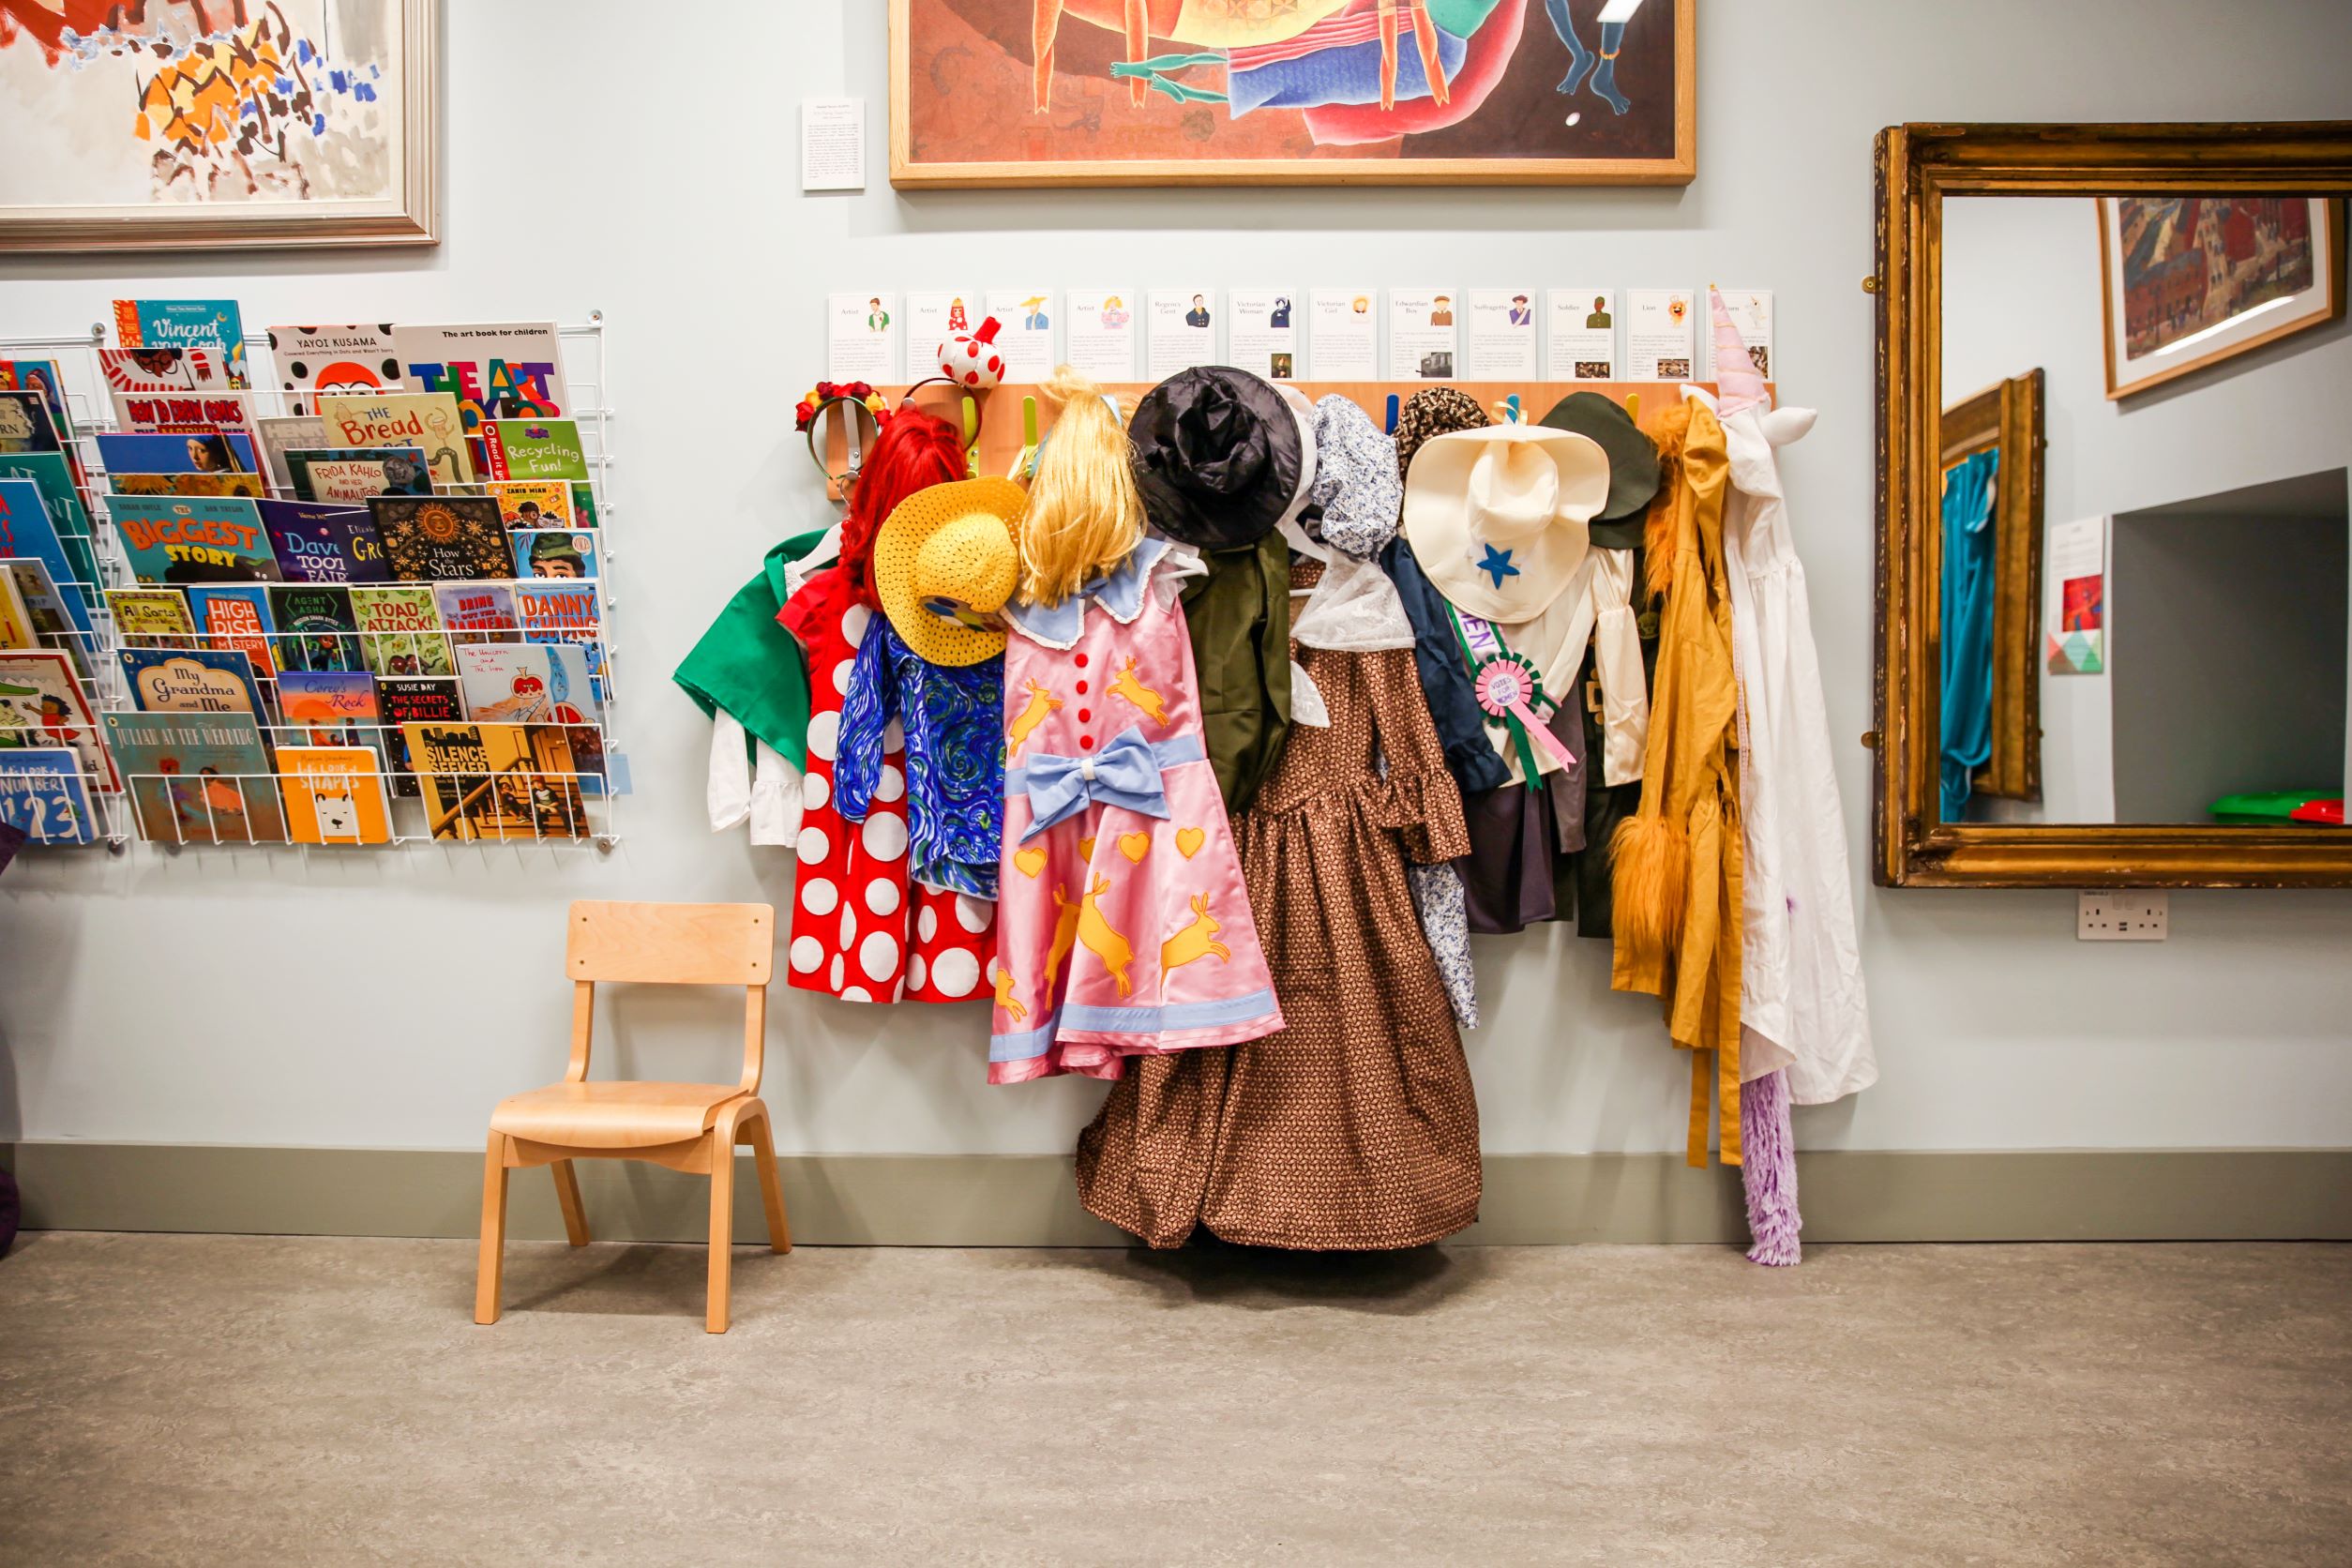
left=490, top=1080, right=751, bottom=1149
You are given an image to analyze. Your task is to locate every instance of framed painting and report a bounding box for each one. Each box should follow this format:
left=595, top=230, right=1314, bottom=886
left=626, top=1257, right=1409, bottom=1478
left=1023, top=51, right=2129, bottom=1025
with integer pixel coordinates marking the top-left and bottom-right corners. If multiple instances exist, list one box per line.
left=2098, top=196, right=2344, bottom=399
left=0, top=0, right=437, bottom=254
left=889, top=0, right=1695, bottom=188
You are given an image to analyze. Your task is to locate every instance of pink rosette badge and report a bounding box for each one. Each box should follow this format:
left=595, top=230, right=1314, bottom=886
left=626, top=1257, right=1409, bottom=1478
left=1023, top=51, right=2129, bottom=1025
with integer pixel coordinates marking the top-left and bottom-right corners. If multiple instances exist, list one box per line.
left=1472, top=653, right=1577, bottom=782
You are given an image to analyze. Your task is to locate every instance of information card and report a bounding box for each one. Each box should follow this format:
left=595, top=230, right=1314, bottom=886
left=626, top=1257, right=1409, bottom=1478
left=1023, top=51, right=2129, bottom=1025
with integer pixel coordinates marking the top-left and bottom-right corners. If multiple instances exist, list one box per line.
left=1064, top=288, right=1138, bottom=381
left=825, top=292, right=901, bottom=381
left=1713, top=287, right=1776, bottom=380
left=1625, top=288, right=1697, bottom=381
left=1147, top=288, right=1219, bottom=379
left=1309, top=288, right=1379, bottom=379
left=1388, top=287, right=1458, bottom=381
left=985, top=288, right=1058, bottom=381
left=1546, top=288, right=1618, bottom=380
left=1466, top=288, right=1539, bottom=378
left=904, top=291, right=973, bottom=379
left=1228, top=289, right=1299, bottom=381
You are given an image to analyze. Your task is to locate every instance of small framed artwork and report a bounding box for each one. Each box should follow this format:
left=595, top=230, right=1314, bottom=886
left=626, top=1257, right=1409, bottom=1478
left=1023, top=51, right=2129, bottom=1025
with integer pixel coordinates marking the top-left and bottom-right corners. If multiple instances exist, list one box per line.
left=2098, top=196, right=2344, bottom=399
left=890, top=0, right=1696, bottom=188
left=0, top=0, right=438, bottom=254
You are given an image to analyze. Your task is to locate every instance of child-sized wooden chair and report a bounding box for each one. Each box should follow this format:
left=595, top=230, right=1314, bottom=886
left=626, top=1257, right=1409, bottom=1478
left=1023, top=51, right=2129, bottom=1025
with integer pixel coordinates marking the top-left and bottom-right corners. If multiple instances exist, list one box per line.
left=475, top=899, right=790, bottom=1333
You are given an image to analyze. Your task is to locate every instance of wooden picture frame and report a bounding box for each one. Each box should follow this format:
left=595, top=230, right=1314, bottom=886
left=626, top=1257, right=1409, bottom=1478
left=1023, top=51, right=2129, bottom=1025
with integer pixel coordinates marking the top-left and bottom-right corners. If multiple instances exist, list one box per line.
left=2097, top=196, right=2344, bottom=399
left=888, top=0, right=1696, bottom=189
left=1872, top=121, right=2352, bottom=888
left=1938, top=369, right=2044, bottom=804
left=0, top=0, right=438, bottom=255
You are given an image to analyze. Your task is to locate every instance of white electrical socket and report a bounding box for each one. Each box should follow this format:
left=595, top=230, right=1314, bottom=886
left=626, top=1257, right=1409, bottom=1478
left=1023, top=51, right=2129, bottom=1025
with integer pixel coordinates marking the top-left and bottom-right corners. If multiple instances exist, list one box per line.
left=2078, top=891, right=2169, bottom=941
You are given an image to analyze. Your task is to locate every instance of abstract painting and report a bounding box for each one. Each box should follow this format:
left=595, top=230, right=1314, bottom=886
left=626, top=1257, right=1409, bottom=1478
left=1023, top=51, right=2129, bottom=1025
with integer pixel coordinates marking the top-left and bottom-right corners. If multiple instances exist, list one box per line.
left=2099, top=196, right=2343, bottom=399
left=890, top=0, right=1694, bottom=187
left=0, top=0, right=435, bottom=252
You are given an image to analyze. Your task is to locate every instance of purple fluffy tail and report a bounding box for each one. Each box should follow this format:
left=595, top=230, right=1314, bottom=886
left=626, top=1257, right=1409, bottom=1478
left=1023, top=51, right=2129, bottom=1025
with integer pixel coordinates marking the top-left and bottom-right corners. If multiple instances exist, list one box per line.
left=1741, top=1067, right=1802, bottom=1266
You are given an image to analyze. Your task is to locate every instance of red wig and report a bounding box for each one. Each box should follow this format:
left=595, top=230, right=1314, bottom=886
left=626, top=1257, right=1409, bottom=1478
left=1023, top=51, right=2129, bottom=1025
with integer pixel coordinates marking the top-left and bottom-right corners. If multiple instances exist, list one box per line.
left=838, top=409, right=968, bottom=609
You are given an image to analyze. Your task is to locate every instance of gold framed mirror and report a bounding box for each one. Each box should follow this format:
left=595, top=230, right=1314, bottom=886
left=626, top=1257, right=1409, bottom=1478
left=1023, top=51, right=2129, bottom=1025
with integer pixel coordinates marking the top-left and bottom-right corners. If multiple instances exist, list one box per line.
left=1873, top=122, right=2352, bottom=887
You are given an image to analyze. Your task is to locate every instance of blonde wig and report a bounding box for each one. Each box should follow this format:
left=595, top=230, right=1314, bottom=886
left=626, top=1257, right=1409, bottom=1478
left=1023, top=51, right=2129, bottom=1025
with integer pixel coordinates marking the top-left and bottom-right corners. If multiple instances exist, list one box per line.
left=1017, top=367, right=1145, bottom=607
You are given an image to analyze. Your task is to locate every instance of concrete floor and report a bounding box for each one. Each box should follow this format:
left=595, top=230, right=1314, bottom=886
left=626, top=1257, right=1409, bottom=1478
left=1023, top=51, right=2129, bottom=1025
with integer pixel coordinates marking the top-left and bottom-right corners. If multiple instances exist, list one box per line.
left=0, top=1235, right=2346, bottom=1565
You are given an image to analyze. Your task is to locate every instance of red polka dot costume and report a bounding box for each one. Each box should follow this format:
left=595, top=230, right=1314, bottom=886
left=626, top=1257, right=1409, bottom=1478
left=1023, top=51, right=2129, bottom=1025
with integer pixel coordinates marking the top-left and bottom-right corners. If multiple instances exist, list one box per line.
left=782, top=566, right=994, bottom=1004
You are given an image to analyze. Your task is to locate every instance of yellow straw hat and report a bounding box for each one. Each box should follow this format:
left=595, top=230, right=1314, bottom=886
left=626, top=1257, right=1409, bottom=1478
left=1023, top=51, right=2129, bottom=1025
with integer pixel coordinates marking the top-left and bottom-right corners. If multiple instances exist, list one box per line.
left=873, top=477, right=1026, bottom=666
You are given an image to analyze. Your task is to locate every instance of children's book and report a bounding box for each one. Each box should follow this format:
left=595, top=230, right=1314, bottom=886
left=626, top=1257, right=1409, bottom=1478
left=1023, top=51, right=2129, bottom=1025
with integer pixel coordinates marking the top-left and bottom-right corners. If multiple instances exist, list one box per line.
left=266, top=583, right=360, bottom=672
left=0, top=648, right=116, bottom=791
left=511, top=527, right=597, bottom=580
left=457, top=642, right=554, bottom=722
left=351, top=584, right=453, bottom=677
left=404, top=721, right=586, bottom=842
left=0, top=390, right=65, bottom=455
left=260, top=500, right=387, bottom=585
left=98, top=345, right=237, bottom=396
left=276, top=669, right=379, bottom=747
left=185, top=586, right=278, bottom=679
left=373, top=495, right=512, bottom=581
left=475, top=419, right=587, bottom=481
left=110, top=389, right=261, bottom=457
left=112, top=298, right=249, bottom=387
left=278, top=745, right=393, bottom=845
left=285, top=446, right=432, bottom=505
left=118, top=646, right=268, bottom=719
left=255, top=415, right=327, bottom=493
left=377, top=675, right=462, bottom=793
left=543, top=641, right=608, bottom=791
left=319, top=392, right=474, bottom=485
left=106, top=711, right=284, bottom=845
left=266, top=325, right=402, bottom=415
left=392, top=322, right=570, bottom=430
left=97, top=430, right=252, bottom=476
left=513, top=579, right=603, bottom=698
left=105, top=586, right=197, bottom=648
left=109, top=473, right=267, bottom=501
left=0, top=478, right=95, bottom=631
left=0, top=561, right=32, bottom=648
left=3, top=558, right=93, bottom=677
left=0, top=452, right=101, bottom=586
left=0, top=361, right=72, bottom=439
left=0, top=746, right=97, bottom=845
left=433, top=580, right=519, bottom=647
left=108, top=494, right=282, bottom=585
left=488, top=479, right=573, bottom=530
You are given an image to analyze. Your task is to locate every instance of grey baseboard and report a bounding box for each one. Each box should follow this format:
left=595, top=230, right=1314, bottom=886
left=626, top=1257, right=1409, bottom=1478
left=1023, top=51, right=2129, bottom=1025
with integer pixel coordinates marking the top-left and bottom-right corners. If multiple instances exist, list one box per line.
left=5, top=1142, right=2348, bottom=1245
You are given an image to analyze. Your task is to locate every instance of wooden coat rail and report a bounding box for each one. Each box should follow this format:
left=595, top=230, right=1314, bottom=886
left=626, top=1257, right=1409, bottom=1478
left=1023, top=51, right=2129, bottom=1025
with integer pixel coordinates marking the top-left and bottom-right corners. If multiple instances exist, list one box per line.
left=822, top=379, right=1765, bottom=499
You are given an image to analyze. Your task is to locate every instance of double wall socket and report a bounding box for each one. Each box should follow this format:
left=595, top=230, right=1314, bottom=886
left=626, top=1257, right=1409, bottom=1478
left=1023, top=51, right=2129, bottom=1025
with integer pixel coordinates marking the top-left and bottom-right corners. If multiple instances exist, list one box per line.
left=2078, top=891, right=2169, bottom=941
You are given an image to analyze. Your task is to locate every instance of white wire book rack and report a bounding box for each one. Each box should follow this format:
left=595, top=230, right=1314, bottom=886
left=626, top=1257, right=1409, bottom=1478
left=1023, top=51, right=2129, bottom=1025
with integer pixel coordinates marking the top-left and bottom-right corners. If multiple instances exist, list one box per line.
left=0, top=313, right=626, bottom=852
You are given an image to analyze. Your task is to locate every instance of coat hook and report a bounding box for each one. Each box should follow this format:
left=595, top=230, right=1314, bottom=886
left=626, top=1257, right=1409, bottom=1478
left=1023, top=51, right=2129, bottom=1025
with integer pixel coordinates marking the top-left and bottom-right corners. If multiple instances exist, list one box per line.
left=1623, top=391, right=1640, bottom=422
left=1384, top=393, right=1399, bottom=434
left=1505, top=394, right=1522, bottom=424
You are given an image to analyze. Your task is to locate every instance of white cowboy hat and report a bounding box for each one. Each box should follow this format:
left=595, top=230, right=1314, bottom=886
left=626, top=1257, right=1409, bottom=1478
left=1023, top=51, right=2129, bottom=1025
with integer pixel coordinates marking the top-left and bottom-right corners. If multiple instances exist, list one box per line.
left=1401, top=425, right=1611, bottom=624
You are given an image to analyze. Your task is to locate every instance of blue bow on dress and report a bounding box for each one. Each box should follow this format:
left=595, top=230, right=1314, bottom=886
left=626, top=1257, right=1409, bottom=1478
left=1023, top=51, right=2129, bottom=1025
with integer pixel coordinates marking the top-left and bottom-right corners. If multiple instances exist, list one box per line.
left=1010, top=726, right=1205, bottom=840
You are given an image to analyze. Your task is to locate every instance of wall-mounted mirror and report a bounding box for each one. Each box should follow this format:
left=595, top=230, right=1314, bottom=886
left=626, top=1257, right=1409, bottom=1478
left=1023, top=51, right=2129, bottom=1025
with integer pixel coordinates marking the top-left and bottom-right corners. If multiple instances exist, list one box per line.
left=1874, top=123, right=2352, bottom=886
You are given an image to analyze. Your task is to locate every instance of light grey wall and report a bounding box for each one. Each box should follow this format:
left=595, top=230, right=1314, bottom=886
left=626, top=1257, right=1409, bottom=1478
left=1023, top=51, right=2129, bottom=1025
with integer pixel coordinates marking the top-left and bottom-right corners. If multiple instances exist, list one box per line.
left=2110, top=508, right=2347, bottom=822
left=4, top=1, right=2352, bottom=1160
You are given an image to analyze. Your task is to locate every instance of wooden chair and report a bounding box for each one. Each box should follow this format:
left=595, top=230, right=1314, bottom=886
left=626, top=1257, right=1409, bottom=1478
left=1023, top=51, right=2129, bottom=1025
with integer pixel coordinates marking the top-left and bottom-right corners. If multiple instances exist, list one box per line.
left=475, top=899, right=790, bottom=1333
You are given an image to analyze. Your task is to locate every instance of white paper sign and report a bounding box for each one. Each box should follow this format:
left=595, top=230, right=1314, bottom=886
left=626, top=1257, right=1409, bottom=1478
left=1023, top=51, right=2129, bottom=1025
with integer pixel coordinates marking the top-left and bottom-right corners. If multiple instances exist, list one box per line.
left=800, top=98, right=865, bottom=192
left=1147, top=289, right=1219, bottom=379
left=985, top=289, right=1058, bottom=381
left=1310, top=288, right=1379, bottom=379
left=1466, top=288, right=1538, bottom=378
left=1064, top=288, right=1138, bottom=381
left=1389, top=287, right=1458, bottom=381
left=1626, top=288, right=1697, bottom=381
left=1546, top=288, right=1618, bottom=380
left=825, top=292, right=900, bottom=381
left=1227, top=289, right=1299, bottom=381
left=1714, top=287, right=1775, bottom=380
left=905, top=292, right=973, bottom=379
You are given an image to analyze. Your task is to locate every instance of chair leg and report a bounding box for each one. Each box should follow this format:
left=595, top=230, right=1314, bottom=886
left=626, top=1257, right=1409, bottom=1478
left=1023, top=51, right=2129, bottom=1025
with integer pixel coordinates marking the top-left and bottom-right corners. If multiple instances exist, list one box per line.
left=550, top=1159, right=590, bottom=1247
left=475, top=1133, right=510, bottom=1325
left=746, top=1111, right=792, bottom=1255
left=706, top=1127, right=736, bottom=1334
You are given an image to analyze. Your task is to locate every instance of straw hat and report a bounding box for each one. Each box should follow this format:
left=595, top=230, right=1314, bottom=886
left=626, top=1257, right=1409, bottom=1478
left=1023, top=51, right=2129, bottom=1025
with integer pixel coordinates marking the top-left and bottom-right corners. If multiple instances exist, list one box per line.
left=872, top=477, right=1025, bottom=666
left=1400, top=426, right=1611, bottom=624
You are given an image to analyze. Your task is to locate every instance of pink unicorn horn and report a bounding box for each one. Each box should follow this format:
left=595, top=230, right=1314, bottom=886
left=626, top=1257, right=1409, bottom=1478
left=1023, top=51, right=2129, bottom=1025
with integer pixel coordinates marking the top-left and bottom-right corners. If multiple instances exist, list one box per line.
left=1710, top=285, right=1768, bottom=415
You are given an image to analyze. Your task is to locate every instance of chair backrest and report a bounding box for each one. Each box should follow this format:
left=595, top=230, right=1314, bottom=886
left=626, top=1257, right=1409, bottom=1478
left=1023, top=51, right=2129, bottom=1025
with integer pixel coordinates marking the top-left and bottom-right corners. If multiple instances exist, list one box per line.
left=566, top=900, right=774, bottom=986
left=564, top=901, right=775, bottom=1093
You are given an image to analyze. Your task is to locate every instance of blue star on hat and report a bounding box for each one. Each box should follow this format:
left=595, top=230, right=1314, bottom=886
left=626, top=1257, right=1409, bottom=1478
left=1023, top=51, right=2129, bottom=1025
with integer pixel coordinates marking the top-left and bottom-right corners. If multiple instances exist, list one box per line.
left=1476, top=543, right=1520, bottom=589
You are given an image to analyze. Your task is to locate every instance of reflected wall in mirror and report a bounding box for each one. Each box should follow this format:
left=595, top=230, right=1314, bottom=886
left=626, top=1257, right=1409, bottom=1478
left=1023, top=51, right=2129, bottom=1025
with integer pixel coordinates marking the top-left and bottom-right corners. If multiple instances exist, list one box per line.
left=1874, top=123, right=2352, bottom=886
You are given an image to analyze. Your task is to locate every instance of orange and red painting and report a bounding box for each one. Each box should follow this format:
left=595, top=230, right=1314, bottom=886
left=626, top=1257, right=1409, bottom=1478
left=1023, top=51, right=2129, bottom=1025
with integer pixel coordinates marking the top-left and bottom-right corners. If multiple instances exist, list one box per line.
left=891, top=0, right=1693, bottom=187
